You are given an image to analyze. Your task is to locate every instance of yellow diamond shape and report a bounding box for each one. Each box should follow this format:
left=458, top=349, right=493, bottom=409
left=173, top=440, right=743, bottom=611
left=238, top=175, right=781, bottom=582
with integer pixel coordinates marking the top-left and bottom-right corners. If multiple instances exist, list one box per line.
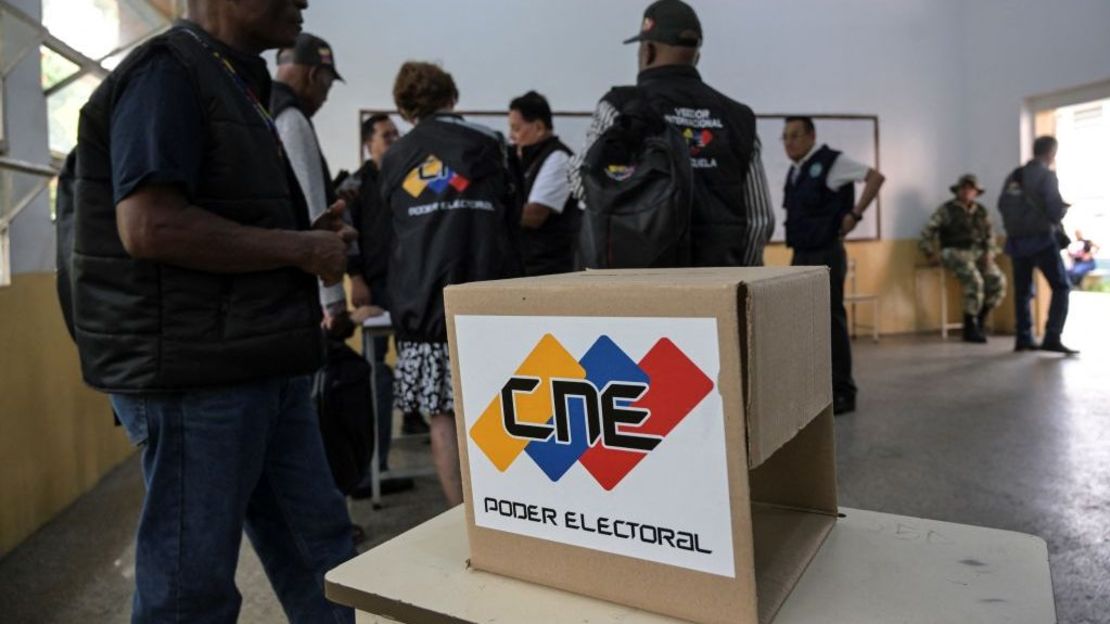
left=469, top=334, right=586, bottom=471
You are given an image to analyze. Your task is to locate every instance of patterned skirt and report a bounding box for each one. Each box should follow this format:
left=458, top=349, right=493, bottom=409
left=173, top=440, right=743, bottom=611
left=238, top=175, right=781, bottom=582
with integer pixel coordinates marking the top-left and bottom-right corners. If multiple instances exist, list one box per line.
left=394, top=341, right=454, bottom=415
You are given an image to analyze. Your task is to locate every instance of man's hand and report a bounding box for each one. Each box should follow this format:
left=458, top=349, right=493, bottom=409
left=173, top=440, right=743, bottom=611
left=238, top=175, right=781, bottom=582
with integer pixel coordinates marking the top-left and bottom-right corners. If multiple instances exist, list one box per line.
left=350, top=274, right=372, bottom=308
left=840, top=212, right=861, bottom=236
left=323, top=308, right=355, bottom=340
left=300, top=230, right=350, bottom=286
left=337, top=187, right=360, bottom=205
left=312, top=198, right=346, bottom=231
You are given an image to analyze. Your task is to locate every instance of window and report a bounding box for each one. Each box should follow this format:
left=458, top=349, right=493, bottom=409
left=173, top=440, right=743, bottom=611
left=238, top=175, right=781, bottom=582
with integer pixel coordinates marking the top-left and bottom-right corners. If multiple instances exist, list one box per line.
left=0, top=0, right=179, bottom=285
left=41, top=0, right=175, bottom=156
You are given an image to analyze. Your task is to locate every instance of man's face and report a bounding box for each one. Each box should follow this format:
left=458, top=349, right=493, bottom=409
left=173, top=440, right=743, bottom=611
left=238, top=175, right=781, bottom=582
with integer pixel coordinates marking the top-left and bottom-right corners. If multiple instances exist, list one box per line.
left=234, top=0, right=307, bottom=50
left=782, top=120, right=815, bottom=162
left=302, top=67, right=334, bottom=117
left=957, top=184, right=980, bottom=204
left=366, top=119, right=400, bottom=164
left=1045, top=147, right=1058, bottom=167
left=508, top=110, right=547, bottom=149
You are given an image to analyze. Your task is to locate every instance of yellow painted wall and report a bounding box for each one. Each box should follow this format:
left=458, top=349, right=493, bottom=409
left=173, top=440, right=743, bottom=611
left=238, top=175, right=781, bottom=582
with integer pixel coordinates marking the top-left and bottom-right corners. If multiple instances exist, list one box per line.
left=0, top=273, right=134, bottom=556
left=764, top=238, right=1025, bottom=336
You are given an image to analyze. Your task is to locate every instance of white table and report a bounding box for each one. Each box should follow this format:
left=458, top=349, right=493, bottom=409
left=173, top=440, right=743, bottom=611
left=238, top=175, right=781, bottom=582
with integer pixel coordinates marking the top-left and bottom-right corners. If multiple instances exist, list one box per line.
left=326, top=506, right=1055, bottom=624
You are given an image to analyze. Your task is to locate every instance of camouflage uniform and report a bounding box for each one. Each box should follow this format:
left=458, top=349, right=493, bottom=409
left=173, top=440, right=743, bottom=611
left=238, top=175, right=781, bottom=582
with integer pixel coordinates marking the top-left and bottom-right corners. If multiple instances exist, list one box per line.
left=920, top=200, right=1007, bottom=315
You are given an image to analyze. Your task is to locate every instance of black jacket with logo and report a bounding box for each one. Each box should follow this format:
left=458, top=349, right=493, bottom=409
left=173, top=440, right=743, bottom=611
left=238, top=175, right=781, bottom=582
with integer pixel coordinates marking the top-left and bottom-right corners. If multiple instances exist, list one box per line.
left=72, top=23, right=323, bottom=392
left=519, top=136, right=579, bottom=276
left=376, top=114, right=523, bottom=342
left=601, top=65, right=756, bottom=266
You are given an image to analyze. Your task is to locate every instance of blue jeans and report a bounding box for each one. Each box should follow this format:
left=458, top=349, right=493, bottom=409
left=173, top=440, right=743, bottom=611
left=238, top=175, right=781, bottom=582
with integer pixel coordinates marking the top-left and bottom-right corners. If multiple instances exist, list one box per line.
left=111, top=376, right=355, bottom=624
left=1011, top=246, right=1071, bottom=344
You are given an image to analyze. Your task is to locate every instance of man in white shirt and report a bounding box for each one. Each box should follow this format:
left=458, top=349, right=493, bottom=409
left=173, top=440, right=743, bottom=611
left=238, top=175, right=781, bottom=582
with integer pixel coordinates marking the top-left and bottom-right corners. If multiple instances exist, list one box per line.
left=272, top=33, right=350, bottom=332
left=508, top=91, right=580, bottom=276
left=781, top=116, right=885, bottom=415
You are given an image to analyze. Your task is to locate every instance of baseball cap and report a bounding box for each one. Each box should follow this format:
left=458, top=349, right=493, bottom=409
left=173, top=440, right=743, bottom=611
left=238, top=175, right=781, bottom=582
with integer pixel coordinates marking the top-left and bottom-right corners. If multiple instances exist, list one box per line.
left=623, top=0, right=703, bottom=48
left=276, top=32, right=344, bottom=82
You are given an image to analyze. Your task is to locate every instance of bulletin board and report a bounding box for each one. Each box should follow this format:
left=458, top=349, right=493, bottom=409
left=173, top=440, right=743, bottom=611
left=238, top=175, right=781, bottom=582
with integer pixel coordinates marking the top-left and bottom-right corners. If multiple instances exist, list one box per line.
left=358, top=110, right=881, bottom=242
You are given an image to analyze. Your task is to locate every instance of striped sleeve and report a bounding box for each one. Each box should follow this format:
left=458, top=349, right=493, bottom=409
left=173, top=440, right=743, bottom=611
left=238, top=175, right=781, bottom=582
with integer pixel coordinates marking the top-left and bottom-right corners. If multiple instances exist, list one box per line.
left=741, top=136, right=775, bottom=266
left=568, top=98, right=621, bottom=208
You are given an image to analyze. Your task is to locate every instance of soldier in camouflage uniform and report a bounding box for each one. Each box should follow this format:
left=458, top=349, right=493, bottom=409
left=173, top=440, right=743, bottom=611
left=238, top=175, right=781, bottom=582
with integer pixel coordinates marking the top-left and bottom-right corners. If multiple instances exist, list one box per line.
left=919, top=174, right=1006, bottom=343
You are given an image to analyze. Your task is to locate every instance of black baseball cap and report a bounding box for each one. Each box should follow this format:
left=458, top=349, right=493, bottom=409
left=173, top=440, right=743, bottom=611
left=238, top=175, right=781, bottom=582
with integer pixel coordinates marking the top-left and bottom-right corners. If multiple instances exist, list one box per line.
left=622, top=0, right=703, bottom=48
left=276, top=33, right=344, bottom=82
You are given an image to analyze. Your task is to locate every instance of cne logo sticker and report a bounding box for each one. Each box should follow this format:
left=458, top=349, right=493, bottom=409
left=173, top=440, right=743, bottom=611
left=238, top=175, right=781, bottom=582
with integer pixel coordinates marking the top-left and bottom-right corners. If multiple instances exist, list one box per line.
left=403, top=155, right=470, bottom=198
left=604, top=164, right=636, bottom=182
left=683, top=127, right=714, bottom=155
left=469, top=334, right=714, bottom=490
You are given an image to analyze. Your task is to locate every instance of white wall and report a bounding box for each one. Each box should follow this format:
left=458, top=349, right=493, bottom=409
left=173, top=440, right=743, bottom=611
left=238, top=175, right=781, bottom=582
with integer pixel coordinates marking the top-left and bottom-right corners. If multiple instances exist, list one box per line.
left=959, top=0, right=1110, bottom=212
left=304, top=0, right=970, bottom=239
left=301, top=0, right=1110, bottom=240
left=4, top=0, right=53, bottom=274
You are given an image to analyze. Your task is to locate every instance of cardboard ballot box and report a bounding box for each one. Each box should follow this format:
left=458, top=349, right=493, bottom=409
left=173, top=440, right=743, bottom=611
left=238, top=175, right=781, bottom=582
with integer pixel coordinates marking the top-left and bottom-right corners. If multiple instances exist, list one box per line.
left=445, top=267, right=838, bottom=624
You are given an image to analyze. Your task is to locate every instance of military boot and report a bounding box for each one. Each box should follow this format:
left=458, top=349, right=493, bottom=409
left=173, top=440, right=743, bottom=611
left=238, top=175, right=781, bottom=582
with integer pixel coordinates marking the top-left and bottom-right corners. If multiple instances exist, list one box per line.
left=976, top=307, right=991, bottom=339
left=962, top=314, right=987, bottom=343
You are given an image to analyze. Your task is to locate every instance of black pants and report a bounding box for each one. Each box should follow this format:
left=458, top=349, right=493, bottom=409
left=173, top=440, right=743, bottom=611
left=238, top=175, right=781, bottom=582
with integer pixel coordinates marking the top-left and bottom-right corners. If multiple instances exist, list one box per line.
left=793, top=241, right=856, bottom=400
left=1011, top=245, right=1070, bottom=344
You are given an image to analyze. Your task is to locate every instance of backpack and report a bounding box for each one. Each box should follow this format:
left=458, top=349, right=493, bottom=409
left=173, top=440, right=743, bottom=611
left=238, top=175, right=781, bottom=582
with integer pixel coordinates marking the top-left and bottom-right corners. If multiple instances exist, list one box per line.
left=55, top=149, right=78, bottom=341
left=998, top=166, right=1055, bottom=238
left=312, top=340, right=375, bottom=495
left=577, top=87, right=694, bottom=269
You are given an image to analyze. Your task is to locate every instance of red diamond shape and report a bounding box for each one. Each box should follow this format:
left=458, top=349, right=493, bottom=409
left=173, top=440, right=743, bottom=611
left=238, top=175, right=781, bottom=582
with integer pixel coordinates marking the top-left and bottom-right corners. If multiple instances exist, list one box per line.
left=577, top=338, right=714, bottom=490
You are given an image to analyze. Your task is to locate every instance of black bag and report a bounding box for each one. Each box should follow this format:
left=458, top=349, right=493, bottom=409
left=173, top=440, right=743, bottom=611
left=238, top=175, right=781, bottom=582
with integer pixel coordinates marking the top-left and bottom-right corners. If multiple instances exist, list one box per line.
left=577, top=87, right=694, bottom=269
left=313, top=340, right=375, bottom=495
left=998, top=166, right=1063, bottom=244
left=55, top=149, right=78, bottom=341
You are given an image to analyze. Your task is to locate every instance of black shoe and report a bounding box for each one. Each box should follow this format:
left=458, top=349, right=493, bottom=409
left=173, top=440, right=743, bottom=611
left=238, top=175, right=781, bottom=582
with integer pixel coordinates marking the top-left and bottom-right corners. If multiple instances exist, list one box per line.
left=349, top=475, right=416, bottom=499
left=833, top=394, right=856, bottom=415
left=1039, top=339, right=1079, bottom=355
left=351, top=524, right=368, bottom=546
left=1014, top=341, right=1039, bottom=352
left=962, top=314, right=987, bottom=343
left=977, top=308, right=991, bottom=335
left=402, top=412, right=430, bottom=435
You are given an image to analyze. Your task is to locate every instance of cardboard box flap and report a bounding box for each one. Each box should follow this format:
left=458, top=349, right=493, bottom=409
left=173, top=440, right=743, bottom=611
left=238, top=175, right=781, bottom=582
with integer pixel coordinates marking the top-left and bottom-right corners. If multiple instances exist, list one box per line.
left=750, top=503, right=837, bottom=624
left=740, top=268, right=832, bottom=468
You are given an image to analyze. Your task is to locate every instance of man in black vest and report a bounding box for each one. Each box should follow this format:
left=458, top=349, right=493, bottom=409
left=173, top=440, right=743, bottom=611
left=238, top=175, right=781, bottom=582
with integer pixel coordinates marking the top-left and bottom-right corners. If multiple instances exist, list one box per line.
left=273, top=32, right=350, bottom=332
left=508, top=91, right=580, bottom=275
left=782, top=116, right=886, bottom=415
left=570, top=0, right=775, bottom=267
left=70, top=1, right=356, bottom=621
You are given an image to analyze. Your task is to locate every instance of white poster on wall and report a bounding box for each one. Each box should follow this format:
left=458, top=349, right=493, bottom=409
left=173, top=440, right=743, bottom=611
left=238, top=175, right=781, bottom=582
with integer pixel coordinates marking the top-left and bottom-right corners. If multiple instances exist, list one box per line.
left=454, top=315, right=735, bottom=578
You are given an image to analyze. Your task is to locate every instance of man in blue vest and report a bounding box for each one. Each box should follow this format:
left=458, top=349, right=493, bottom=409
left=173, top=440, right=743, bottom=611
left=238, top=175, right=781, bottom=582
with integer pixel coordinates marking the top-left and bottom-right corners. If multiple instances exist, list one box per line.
left=782, top=117, right=886, bottom=415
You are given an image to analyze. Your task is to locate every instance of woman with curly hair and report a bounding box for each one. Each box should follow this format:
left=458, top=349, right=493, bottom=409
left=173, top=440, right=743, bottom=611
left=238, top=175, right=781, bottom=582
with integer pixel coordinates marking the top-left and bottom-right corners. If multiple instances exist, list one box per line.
left=375, top=61, right=522, bottom=505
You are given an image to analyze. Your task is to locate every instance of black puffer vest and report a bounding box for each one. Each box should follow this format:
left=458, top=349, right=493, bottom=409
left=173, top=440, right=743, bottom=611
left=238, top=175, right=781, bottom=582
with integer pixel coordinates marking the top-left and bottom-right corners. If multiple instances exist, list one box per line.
left=72, top=23, right=323, bottom=392
left=519, top=136, right=579, bottom=276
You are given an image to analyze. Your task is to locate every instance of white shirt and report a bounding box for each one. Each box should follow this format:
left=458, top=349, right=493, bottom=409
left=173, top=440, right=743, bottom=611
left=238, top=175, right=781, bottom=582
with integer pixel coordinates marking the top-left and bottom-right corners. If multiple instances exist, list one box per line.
left=275, top=107, right=346, bottom=309
left=527, top=149, right=571, bottom=213
left=790, top=144, right=871, bottom=190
